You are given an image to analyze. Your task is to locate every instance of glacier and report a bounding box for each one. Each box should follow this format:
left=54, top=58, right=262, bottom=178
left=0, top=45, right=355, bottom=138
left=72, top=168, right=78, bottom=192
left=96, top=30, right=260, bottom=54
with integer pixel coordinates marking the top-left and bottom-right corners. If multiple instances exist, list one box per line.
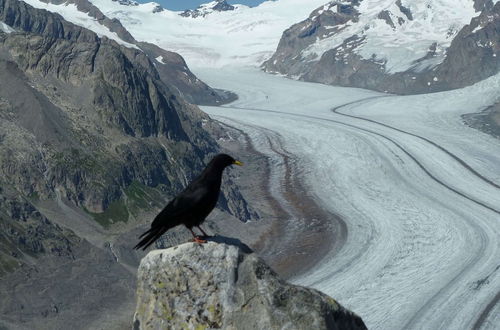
left=196, top=67, right=500, bottom=330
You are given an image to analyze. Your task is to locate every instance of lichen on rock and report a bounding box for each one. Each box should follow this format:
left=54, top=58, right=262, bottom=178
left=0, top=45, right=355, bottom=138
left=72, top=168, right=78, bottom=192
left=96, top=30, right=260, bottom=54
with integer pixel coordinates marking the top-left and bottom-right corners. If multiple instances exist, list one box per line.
left=134, top=240, right=367, bottom=330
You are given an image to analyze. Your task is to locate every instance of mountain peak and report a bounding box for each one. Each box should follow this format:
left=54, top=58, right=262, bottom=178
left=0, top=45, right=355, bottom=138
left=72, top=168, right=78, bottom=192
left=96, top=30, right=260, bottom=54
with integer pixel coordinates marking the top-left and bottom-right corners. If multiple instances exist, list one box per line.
left=111, top=0, right=138, bottom=6
left=180, top=0, right=235, bottom=18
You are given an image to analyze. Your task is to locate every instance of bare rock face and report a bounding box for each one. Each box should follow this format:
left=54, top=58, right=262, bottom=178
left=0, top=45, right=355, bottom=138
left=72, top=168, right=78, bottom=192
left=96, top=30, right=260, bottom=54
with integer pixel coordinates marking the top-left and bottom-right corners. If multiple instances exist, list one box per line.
left=433, top=1, right=500, bottom=90
left=0, top=0, right=251, bottom=219
left=31, top=0, right=231, bottom=105
left=134, top=242, right=367, bottom=330
left=0, top=1, right=255, bottom=328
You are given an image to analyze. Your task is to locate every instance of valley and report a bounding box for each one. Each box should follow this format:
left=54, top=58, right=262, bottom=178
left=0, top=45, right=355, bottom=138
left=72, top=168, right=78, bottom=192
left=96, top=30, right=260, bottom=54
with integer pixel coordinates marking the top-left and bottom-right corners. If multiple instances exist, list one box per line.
left=1, top=0, right=500, bottom=329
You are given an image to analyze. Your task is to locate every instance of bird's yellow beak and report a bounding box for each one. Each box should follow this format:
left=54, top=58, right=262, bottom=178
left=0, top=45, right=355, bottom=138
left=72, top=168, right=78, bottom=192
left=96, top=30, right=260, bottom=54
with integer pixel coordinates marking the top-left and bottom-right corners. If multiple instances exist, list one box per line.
left=233, top=160, right=243, bottom=166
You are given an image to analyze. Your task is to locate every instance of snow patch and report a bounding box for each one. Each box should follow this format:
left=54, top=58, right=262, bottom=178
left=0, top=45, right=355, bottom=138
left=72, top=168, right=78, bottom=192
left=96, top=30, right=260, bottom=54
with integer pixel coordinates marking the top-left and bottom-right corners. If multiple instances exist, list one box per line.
left=155, top=55, right=164, bottom=63
left=0, top=21, right=15, bottom=33
left=20, top=0, right=139, bottom=49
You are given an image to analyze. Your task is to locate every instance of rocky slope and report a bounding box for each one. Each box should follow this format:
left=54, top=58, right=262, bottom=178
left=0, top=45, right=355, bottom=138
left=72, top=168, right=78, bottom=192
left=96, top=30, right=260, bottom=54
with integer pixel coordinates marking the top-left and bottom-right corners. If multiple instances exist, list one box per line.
left=263, top=0, right=500, bottom=94
left=22, top=0, right=234, bottom=105
left=0, top=0, right=255, bottom=328
left=134, top=241, right=367, bottom=330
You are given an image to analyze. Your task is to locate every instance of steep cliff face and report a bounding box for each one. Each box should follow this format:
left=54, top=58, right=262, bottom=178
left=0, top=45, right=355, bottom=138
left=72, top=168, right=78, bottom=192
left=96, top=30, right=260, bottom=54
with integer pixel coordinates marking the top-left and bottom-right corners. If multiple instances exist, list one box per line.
left=137, top=41, right=236, bottom=106
left=1, top=0, right=201, bottom=207
left=0, top=184, right=77, bottom=275
left=20, top=0, right=232, bottom=105
left=433, top=1, right=500, bottom=90
left=263, top=0, right=500, bottom=94
left=0, top=0, right=252, bottom=217
left=0, top=1, right=255, bottom=328
left=134, top=241, right=367, bottom=330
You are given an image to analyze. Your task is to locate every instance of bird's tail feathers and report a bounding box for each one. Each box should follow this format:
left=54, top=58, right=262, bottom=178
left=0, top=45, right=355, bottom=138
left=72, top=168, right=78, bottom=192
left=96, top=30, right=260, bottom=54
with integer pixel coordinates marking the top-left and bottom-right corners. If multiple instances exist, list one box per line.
left=134, top=226, right=167, bottom=251
left=138, top=227, right=153, bottom=239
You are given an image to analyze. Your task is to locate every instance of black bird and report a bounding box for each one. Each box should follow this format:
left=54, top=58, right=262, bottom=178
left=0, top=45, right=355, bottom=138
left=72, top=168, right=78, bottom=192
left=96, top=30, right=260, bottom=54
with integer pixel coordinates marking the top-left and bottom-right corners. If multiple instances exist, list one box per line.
left=134, top=153, right=243, bottom=250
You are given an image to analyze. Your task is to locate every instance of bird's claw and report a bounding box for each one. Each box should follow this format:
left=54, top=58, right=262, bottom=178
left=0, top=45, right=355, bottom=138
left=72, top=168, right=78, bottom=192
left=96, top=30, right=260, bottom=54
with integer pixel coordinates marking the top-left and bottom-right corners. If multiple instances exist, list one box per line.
left=192, top=236, right=207, bottom=244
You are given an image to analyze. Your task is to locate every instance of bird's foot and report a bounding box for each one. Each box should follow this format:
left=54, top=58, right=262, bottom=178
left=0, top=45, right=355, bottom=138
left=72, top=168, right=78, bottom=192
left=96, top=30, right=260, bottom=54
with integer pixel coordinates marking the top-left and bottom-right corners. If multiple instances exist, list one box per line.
left=192, top=236, right=207, bottom=244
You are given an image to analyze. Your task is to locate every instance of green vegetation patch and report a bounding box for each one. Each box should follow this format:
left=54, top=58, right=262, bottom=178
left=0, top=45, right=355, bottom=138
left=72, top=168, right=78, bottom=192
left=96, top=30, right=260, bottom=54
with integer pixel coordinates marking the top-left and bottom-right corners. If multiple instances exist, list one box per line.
left=27, top=191, right=40, bottom=201
left=85, top=199, right=129, bottom=229
left=86, top=181, right=167, bottom=228
left=0, top=253, right=21, bottom=277
left=125, top=181, right=150, bottom=210
left=124, top=181, right=166, bottom=217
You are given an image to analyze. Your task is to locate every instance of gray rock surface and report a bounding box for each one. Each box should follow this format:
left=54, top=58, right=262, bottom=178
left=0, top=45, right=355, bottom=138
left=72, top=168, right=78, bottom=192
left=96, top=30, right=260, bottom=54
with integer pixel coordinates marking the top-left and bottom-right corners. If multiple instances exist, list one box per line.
left=134, top=241, right=367, bottom=330
left=432, top=1, right=500, bottom=91
left=0, top=0, right=252, bottom=222
left=462, top=101, right=500, bottom=139
left=0, top=0, right=212, bottom=214
left=36, top=0, right=232, bottom=105
left=263, top=0, right=500, bottom=95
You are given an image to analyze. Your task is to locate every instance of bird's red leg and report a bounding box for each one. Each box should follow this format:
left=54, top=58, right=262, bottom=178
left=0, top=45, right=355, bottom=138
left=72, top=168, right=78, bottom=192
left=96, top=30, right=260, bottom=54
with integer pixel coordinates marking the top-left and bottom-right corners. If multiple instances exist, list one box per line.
left=189, top=228, right=207, bottom=244
left=197, top=225, right=209, bottom=237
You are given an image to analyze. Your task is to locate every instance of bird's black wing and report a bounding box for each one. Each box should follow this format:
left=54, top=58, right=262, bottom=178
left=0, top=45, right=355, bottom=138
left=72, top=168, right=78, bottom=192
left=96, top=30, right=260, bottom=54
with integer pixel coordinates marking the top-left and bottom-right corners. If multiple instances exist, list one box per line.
left=134, top=185, right=208, bottom=250
left=150, top=184, right=208, bottom=228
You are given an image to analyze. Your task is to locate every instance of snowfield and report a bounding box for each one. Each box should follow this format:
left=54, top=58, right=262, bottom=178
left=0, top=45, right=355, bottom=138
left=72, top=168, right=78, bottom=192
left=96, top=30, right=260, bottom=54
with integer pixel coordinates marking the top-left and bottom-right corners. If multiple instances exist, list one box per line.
left=22, top=0, right=329, bottom=67
left=87, top=0, right=329, bottom=68
left=195, top=67, right=500, bottom=330
left=20, top=0, right=140, bottom=49
left=303, top=0, right=482, bottom=73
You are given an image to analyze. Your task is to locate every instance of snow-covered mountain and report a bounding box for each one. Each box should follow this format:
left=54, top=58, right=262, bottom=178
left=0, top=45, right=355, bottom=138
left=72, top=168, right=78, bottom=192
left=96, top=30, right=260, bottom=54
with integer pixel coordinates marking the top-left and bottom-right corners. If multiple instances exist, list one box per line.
left=263, top=0, right=500, bottom=94
left=180, top=0, right=235, bottom=18
left=27, top=0, right=500, bottom=94
left=81, top=0, right=330, bottom=68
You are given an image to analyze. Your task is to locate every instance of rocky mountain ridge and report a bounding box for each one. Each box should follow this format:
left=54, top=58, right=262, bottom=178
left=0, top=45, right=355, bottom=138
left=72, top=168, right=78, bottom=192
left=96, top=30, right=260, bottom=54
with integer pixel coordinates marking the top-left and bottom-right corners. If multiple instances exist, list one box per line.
left=0, top=0, right=255, bottom=328
left=263, top=0, right=500, bottom=94
left=22, top=0, right=233, bottom=105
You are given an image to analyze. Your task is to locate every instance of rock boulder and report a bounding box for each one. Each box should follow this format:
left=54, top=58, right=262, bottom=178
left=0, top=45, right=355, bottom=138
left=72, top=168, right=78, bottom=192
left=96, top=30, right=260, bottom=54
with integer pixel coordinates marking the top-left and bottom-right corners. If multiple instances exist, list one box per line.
left=134, top=241, right=367, bottom=330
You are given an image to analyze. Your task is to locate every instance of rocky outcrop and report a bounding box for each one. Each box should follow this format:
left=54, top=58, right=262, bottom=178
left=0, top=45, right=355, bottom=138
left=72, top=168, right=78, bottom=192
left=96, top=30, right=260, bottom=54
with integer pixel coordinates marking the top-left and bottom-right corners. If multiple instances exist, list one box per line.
left=134, top=241, right=367, bottom=330
left=0, top=184, right=77, bottom=275
left=463, top=101, right=500, bottom=139
left=180, top=1, right=235, bottom=18
left=263, top=0, right=500, bottom=95
left=137, top=41, right=237, bottom=105
left=432, top=1, right=500, bottom=91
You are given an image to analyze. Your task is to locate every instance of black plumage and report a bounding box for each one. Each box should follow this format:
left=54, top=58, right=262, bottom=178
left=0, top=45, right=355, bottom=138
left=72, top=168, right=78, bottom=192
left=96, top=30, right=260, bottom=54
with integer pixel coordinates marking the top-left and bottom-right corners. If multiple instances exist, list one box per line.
left=134, top=153, right=243, bottom=250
